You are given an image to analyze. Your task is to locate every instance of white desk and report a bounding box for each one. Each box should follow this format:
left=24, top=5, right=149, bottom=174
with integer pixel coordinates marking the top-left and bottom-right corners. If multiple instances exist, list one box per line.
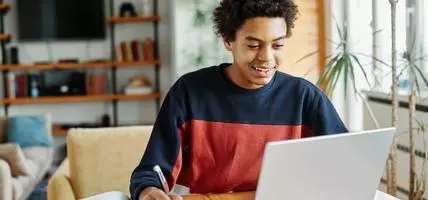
left=82, top=190, right=400, bottom=200
left=375, top=190, right=400, bottom=200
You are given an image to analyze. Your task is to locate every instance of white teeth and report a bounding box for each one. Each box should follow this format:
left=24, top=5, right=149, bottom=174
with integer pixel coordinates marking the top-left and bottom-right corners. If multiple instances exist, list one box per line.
left=254, top=67, right=269, bottom=72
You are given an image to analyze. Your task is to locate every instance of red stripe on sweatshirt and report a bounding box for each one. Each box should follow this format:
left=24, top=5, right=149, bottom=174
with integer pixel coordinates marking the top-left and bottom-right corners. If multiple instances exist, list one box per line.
left=169, top=120, right=314, bottom=193
left=168, top=122, right=189, bottom=191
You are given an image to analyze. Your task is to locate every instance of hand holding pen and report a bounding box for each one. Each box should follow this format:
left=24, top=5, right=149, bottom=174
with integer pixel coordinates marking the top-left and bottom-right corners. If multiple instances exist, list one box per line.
left=139, top=165, right=183, bottom=200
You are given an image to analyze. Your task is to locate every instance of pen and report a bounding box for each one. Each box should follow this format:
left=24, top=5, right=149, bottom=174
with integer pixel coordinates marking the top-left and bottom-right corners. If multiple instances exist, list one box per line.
left=153, top=165, right=170, bottom=193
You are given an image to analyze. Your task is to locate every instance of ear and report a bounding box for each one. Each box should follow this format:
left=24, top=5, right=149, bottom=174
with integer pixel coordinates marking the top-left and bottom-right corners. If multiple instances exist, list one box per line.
left=223, top=39, right=232, bottom=51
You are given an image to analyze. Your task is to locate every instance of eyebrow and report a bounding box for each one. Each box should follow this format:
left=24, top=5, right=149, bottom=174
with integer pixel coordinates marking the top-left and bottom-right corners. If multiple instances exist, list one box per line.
left=245, top=35, right=287, bottom=42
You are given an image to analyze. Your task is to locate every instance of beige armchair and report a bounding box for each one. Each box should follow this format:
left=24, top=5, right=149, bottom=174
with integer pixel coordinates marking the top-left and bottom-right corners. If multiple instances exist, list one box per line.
left=0, top=114, right=54, bottom=200
left=47, top=125, right=153, bottom=200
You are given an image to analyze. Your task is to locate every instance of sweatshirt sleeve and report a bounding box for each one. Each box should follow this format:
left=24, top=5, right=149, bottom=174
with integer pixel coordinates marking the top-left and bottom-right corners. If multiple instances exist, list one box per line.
left=305, top=85, right=348, bottom=135
left=130, top=81, right=187, bottom=200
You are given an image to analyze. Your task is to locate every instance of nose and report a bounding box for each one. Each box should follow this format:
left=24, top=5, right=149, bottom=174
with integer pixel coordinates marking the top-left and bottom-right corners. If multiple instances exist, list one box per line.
left=257, top=46, right=275, bottom=62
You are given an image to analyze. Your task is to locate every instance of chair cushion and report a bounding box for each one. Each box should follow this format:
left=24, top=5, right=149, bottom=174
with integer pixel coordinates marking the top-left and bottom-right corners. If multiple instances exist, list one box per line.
left=0, top=144, right=29, bottom=177
left=7, top=115, right=52, bottom=148
left=12, top=175, right=31, bottom=200
left=67, top=126, right=152, bottom=199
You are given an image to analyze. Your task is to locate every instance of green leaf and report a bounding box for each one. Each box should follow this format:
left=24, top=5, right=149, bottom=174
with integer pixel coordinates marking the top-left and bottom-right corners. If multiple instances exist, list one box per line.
left=317, top=54, right=340, bottom=86
left=324, top=63, right=339, bottom=94
left=413, top=64, right=428, bottom=87
left=414, top=54, right=428, bottom=62
left=330, top=57, right=346, bottom=95
left=333, top=18, right=343, bottom=42
left=296, top=50, right=319, bottom=63
left=355, top=53, right=390, bottom=68
left=397, top=65, right=408, bottom=80
left=324, top=37, right=340, bottom=46
left=325, top=57, right=341, bottom=94
left=350, top=54, right=372, bottom=89
left=415, top=77, right=421, bottom=95
left=343, top=56, right=349, bottom=98
left=347, top=56, right=358, bottom=93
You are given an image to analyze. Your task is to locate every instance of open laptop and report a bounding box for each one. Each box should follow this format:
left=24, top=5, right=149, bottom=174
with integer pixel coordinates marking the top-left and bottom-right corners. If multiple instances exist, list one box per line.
left=254, top=127, right=396, bottom=200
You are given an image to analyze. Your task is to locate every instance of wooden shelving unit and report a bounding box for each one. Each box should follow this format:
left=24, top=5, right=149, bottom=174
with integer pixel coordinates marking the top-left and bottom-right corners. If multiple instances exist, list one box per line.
left=0, top=1, right=162, bottom=127
left=1, top=94, right=116, bottom=104
left=114, top=60, right=160, bottom=68
left=115, top=92, right=161, bottom=101
left=0, top=59, right=161, bottom=71
left=52, top=128, right=68, bottom=136
left=107, top=15, right=160, bottom=24
left=0, top=92, right=160, bottom=105
left=0, top=33, right=10, bottom=41
left=0, top=3, right=10, bottom=12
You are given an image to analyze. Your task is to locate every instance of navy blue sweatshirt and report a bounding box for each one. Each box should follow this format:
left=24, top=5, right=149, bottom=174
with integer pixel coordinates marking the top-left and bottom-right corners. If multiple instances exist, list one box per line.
left=130, top=63, right=347, bottom=199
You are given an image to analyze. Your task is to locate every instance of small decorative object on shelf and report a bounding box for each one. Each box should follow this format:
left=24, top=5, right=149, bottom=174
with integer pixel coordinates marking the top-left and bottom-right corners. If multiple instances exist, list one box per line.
left=123, top=75, right=153, bottom=95
left=9, top=46, right=19, bottom=64
left=29, top=73, right=39, bottom=98
left=34, top=61, right=53, bottom=65
left=119, top=2, right=137, bottom=17
left=140, top=0, right=153, bottom=16
left=101, top=114, right=111, bottom=127
left=0, top=33, right=10, bottom=41
left=0, top=3, right=10, bottom=14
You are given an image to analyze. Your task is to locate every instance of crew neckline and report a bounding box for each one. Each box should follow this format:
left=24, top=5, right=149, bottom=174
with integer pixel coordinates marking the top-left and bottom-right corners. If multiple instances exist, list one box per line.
left=218, top=63, right=277, bottom=95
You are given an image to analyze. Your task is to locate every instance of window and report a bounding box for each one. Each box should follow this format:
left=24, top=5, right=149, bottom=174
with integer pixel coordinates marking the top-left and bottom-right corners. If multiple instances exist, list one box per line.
left=372, top=0, right=407, bottom=93
left=423, top=0, right=428, bottom=80
left=373, top=0, right=428, bottom=97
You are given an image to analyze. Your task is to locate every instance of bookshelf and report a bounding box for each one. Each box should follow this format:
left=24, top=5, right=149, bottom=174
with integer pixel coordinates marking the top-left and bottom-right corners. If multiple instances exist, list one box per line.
left=107, top=15, right=160, bottom=24
left=0, top=3, right=10, bottom=12
left=0, top=60, right=161, bottom=71
left=0, top=92, right=161, bottom=105
left=0, top=33, right=10, bottom=41
left=107, top=0, right=162, bottom=125
left=0, top=0, right=162, bottom=130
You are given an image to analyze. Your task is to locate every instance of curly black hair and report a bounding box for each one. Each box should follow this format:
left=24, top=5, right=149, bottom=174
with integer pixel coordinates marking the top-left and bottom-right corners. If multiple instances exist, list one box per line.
left=213, top=0, right=299, bottom=41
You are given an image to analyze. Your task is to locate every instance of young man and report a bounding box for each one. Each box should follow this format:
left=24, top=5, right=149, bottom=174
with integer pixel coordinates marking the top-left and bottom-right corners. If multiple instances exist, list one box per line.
left=130, top=0, right=347, bottom=199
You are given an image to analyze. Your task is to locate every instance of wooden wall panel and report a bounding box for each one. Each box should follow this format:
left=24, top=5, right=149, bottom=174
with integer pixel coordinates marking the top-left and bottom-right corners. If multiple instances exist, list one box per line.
left=278, top=0, right=325, bottom=84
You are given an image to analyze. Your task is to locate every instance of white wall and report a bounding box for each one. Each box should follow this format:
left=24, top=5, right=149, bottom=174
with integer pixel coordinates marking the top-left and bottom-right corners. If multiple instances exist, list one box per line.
left=0, top=0, right=173, bottom=128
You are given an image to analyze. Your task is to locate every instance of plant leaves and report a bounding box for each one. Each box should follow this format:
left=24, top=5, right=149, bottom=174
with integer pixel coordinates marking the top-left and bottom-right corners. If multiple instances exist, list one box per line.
left=415, top=75, right=421, bottom=95
left=397, top=65, right=408, bottom=79
left=334, top=18, right=343, bottom=43
left=355, top=53, right=390, bottom=68
left=331, top=57, right=345, bottom=95
left=343, top=55, right=349, bottom=98
left=327, top=56, right=345, bottom=95
left=317, top=54, right=340, bottom=87
left=296, top=50, right=319, bottom=63
left=350, top=54, right=372, bottom=89
left=347, top=55, right=358, bottom=94
left=413, top=64, right=428, bottom=87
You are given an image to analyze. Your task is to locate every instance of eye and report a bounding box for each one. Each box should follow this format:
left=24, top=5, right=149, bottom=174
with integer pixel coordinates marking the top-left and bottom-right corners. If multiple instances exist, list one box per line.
left=247, top=45, right=259, bottom=49
left=273, top=44, right=284, bottom=49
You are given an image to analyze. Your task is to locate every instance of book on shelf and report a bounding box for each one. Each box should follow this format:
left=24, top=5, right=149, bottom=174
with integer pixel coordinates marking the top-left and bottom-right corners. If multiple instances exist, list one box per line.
left=7, top=73, right=41, bottom=98
left=86, top=73, right=107, bottom=95
left=6, top=71, right=108, bottom=99
left=115, top=38, right=154, bottom=62
left=7, top=73, right=15, bottom=98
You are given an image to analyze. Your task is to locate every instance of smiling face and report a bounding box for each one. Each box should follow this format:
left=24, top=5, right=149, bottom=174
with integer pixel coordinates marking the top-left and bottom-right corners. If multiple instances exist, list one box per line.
left=224, top=17, right=288, bottom=89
